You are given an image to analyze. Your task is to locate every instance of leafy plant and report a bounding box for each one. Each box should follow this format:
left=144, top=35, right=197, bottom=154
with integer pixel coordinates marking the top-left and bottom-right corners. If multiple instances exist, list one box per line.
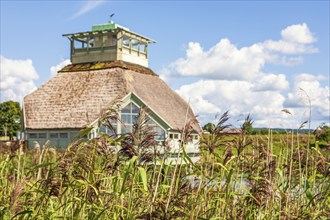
left=0, top=100, right=22, bottom=139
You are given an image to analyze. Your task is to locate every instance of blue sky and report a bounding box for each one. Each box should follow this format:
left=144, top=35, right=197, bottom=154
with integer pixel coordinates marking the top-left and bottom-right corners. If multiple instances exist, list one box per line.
left=1, top=0, right=329, bottom=129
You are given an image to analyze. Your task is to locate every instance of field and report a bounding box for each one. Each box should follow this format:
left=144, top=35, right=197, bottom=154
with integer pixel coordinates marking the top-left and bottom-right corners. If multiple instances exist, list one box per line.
left=0, top=128, right=329, bottom=219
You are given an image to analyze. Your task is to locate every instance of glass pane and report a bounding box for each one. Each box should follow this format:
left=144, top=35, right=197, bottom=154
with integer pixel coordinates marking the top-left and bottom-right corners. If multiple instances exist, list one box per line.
left=122, top=103, right=131, bottom=113
left=140, top=44, right=146, bottom=53
left=123, top=36, right=130, bottom=47
left=153, top=125, right=165, bottom=141
left=38, top=133, right=46, bottom=139
left=100, top=125, right=106, bottom=133
left=121, top=114, right=131, bottom=124
left=132, top=114, right=138, bottom=124
left=50, top=133, right=59, bottom=138
left=104, top=123, right=117, bottom=135
left=29, top=133, right=37, bottom=139
left=59, top=133, right=68, bottom=139
left=121, top=125, right=132, bottom=134
left=106, top=125, right=117, bottom=136
left=131, top=103, right=139, bottom=114
left=74, top=40, right=82, bottom=49
left=132, top=39, right=139, bottom=50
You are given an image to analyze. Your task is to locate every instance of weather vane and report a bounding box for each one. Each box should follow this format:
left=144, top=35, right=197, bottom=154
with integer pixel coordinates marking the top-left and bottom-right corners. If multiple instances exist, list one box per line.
left=110, top=13, right=115, bottom=20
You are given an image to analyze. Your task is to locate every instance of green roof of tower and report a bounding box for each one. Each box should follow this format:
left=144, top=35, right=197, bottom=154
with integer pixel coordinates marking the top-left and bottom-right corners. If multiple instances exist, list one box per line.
left=92, top=20, right=129, bottom=31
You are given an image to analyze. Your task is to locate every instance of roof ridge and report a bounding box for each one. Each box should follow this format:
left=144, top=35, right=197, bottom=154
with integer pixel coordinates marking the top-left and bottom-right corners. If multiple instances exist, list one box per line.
left=58, top=60, right=158, bottom=76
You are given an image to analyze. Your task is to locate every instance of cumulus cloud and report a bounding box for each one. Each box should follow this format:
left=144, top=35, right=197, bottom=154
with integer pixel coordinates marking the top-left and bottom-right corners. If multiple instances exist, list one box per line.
left=262, top=23, right=318, bottom=55
left=172, top=39, right=265, bottom=81
left=165, top=23, right=318, bottom=82
left=71, top=0, right=106, bottom=19
left=281, top=23, right=316, bottom=44
left=176, top=80, right=288, bottom=127
left=284, top=73, right=330, bottom=121
left=50, top=59, right=71, bottom=76
left=262, top=39, right=318, bottom=54
left=0, top=56, right=39, bottom=103
left=161, top=23, right=327, bottom=128
left=252, top=74, right=289, bottom=91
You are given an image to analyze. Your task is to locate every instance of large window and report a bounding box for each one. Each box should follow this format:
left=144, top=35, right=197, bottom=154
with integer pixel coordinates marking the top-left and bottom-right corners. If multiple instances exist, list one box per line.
left=121, top=103, right=139, bottom=133
left=120, top=103, right=165, bottom=141
left=146, top=116, right=165, bottom=141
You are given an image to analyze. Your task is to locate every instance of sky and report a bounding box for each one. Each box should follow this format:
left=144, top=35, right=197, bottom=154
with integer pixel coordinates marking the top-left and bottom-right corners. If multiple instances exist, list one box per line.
left=0, top=0, right=329, bottom=129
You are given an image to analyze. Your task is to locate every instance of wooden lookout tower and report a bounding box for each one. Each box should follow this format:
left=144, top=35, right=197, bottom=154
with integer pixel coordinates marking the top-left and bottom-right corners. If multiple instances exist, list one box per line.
left=63, top=20, right=155, bottom=67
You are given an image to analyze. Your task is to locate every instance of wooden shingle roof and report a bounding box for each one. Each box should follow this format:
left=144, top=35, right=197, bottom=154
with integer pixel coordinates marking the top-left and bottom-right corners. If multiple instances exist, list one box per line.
left=23, top=62, right=201, bottom=132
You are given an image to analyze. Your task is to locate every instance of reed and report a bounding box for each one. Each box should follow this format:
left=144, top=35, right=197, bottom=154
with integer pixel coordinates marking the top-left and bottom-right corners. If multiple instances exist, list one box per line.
left=0, top=112, right=329, bottom=219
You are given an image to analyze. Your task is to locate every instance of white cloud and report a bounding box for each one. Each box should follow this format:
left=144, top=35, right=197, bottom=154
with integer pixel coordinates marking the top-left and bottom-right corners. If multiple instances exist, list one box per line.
left=262, top=23, right=318, bottom=54
left=172, top=39, right=265, bottom=81
left=50, top=59, right=71, bottom=76
left=0, top=56, right=39, bottom=103
left=252, top=74, right=289, bottom=91
left=281, top=23, right=316, bottom=44
left=71, top=0, right=106, bottom=19
left=176, top=80, right=288, bottom=127
left=262, top=39, right=318, bottom=54
left=164, top=23, right=318, bottom=82
left=285, top=73, right=330, bottom=121
left=162, top=23, right=328, bottom=128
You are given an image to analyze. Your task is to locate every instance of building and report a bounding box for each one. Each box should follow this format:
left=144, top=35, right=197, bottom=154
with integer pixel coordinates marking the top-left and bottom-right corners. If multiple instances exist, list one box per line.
left=22, top=20, right=201, bottom=159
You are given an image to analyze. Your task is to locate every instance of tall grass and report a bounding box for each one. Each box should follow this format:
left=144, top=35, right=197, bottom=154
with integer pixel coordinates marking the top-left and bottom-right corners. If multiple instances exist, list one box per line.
left=0, top=112, right=329, bottom=219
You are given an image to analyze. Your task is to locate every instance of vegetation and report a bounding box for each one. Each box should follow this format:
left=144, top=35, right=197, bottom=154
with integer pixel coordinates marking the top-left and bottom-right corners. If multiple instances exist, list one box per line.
left=0, top=110, right=329, bottom=219
left=315, top=123, right=330, bottom=143
left=0, top=100, right=22, bottom=140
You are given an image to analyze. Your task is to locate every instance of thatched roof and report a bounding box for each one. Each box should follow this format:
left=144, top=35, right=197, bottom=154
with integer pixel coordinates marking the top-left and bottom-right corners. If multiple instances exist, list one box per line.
left=24, top=62, right=201, bottom=132
left=59, top=60, right=158, bottom=76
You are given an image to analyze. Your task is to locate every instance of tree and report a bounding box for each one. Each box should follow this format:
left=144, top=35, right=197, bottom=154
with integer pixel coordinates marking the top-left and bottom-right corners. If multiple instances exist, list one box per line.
left=202, top=122, right=216, bottom=133
left=0, top=101, right=22, bottom=140
left=314, top=123, right=330, bottom=143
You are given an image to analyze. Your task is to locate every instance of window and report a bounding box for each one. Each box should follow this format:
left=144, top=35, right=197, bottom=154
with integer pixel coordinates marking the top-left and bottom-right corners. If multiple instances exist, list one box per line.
left=131, top=39, right=139, bottom=51
left=119, top=102, right=165, bottom=141
left=145, top=115, right=165, bottom=141
left=100, top=125, right=106, bottom=133
left=89, top=38, right=95, bottom=48
left=50, top=133, right=59, bottom=138
left=139, top=44, right=146, bottom=53
left=59, top=133, right=68, bottom=139
left=168, top=133, right=180, bottom=140
left=123, top=36, right=130, bottom=47
left=153, top=126, right=165, bottom=141
left=74, top=40, right=83, bottom=49
left=120, top=103, right=139, bottom=134
left=29, top=133, right=37, bottom=139
left=38, top=133, right=46, bottom=139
